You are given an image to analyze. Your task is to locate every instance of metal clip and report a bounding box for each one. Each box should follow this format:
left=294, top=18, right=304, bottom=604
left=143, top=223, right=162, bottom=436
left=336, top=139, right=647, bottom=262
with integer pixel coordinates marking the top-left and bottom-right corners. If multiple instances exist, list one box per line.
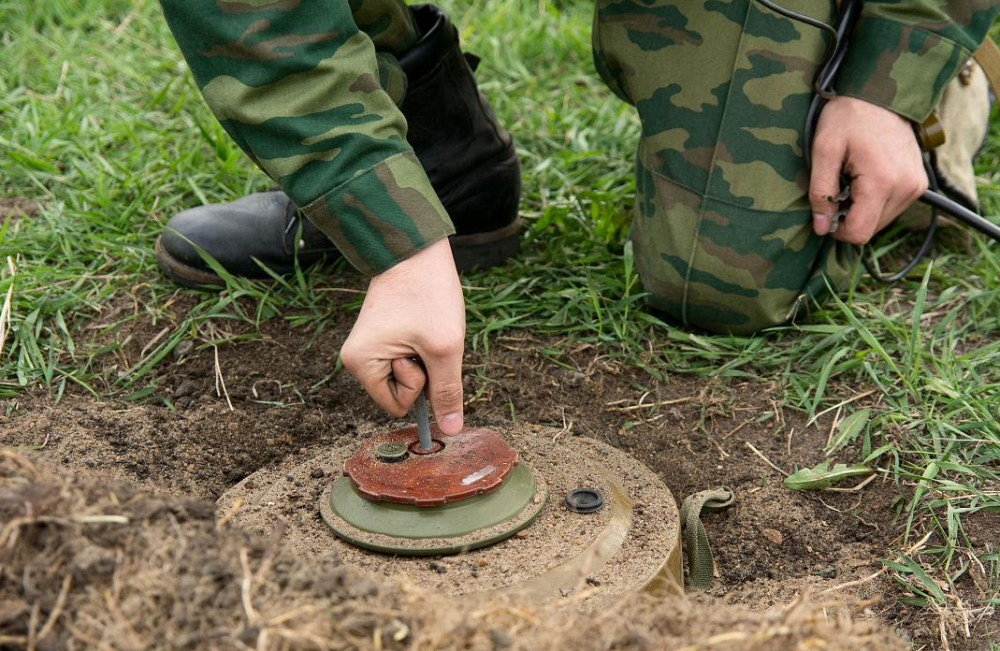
left=827, top=186, right=852, bottom=234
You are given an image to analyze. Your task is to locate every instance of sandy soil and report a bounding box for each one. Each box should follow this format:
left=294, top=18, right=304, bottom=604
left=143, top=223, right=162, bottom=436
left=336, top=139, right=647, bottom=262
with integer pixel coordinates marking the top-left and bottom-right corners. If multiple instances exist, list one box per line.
left=220, top=423, right=680, bottom=607
left=0, top=447, right=904, bottom=650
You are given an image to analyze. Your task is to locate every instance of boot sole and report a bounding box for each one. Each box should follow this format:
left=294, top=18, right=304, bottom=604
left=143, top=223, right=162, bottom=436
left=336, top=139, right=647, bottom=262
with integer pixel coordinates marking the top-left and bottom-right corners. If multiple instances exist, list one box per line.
left=156, top=219, right=521, bottom=290
left=155, top=236, right=230, bottom=289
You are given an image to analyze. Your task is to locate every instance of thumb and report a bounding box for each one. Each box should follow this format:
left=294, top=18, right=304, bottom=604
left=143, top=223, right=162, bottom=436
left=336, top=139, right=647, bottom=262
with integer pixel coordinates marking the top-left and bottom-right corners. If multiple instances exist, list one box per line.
left=422, top=354, right=464, bottom=436
left=809, top=132, right=848, bottom=236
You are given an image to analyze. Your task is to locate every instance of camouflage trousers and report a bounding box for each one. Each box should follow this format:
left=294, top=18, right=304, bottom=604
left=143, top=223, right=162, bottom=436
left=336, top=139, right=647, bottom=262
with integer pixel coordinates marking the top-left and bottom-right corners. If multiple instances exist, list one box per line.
left=365, top=0, right=853, bottom=333
left=593, top=0, right=854, bottom=333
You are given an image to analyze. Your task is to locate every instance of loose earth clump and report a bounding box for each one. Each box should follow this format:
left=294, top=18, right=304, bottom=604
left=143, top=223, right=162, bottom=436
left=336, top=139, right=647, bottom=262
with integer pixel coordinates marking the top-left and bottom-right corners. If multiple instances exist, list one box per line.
left=0, top=196, right=39, bottom=221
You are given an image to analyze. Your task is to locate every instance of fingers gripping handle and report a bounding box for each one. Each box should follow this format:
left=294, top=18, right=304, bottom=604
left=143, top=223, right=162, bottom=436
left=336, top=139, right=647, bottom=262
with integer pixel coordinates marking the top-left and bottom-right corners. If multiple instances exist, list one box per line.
left=415, top=393, right=433, bottom=450
left=405, top=356, right=434, bottom=450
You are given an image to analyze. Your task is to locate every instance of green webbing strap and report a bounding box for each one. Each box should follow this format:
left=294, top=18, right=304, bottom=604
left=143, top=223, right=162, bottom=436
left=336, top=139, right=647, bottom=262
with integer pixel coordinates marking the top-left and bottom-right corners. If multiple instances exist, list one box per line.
left=679, top=487, right=735, bottom=590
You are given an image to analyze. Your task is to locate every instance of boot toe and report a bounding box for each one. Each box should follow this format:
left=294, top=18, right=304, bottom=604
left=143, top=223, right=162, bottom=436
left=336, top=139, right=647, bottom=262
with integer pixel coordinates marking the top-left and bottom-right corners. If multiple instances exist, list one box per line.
left=158, top=192, right=296, bottom=279
left=158, top=206, right=217, bottom=268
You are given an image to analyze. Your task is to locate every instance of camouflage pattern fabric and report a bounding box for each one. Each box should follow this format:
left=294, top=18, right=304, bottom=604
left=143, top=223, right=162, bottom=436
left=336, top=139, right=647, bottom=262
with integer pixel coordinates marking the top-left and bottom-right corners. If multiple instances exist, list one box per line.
left=159, top=0, right=452, bottom=276
left=159, top=0, right=999, bottom=332
left=350, top=0, right=417, bottom=102
left=593, top=0, right=998, bottom=333
left=836, top=1, right=1000, bottom=123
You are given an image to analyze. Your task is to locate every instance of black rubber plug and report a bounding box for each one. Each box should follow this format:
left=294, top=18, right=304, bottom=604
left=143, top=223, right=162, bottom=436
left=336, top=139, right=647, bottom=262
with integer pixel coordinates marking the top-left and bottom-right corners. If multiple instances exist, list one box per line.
left=565, top=488, right=604, bottom=514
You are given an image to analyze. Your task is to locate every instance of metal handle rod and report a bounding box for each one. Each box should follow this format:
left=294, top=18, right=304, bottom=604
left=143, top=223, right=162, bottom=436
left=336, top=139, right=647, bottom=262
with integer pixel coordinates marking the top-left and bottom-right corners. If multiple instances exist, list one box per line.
left=415, top=393, right=433, bottom=450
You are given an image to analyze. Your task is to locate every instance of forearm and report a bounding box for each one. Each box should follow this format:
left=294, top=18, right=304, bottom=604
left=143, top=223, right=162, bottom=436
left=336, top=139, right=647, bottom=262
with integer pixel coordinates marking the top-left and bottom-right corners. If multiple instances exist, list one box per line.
left=836, top=0, right=1000, bottom=122
left=158, top=0, right=453, bottom=274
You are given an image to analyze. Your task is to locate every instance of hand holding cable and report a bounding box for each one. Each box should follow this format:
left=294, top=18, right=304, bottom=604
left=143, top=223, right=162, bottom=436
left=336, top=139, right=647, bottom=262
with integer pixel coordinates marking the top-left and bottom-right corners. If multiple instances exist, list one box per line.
left=808, top=96, right=929, bottom=244
left=755, top=0, right=1000, bottom=284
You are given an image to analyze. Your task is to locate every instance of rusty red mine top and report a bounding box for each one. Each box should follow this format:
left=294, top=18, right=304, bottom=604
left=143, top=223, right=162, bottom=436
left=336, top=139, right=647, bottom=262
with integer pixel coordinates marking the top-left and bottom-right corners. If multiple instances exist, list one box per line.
left=343, top=426, right=519, bottom=506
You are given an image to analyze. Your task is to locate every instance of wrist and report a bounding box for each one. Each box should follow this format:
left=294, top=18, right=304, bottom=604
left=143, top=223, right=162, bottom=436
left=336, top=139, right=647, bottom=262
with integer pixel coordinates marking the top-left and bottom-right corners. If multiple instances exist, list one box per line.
left=367, top=239, right=460, bottom=306
left=372, top=237, right=453, bottom=281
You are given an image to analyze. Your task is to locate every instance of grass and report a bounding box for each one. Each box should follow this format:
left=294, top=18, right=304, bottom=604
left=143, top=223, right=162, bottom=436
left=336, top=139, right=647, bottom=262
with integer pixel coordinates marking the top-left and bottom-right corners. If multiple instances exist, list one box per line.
left=2, top=0, right=999, bottom=626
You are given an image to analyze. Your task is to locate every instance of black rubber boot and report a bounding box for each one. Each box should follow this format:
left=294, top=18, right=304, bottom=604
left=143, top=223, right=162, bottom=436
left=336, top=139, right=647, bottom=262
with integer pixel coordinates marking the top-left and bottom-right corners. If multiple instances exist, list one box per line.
left=155, top=192, right=330, bottom=285
left=400, top=4, right=521, bottom=271
left=156, top=4, right=520, bottom=288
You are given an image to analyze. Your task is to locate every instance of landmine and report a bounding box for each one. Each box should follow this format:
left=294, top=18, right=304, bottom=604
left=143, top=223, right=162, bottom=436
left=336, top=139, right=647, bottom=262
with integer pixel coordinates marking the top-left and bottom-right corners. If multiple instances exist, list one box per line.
left=219, top=423, right=681, bottom=607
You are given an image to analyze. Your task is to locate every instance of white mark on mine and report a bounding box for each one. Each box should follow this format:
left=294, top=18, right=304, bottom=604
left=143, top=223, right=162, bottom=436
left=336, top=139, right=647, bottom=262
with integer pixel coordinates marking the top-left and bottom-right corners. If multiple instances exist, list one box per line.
left=462, top=466, right=496, bottom=485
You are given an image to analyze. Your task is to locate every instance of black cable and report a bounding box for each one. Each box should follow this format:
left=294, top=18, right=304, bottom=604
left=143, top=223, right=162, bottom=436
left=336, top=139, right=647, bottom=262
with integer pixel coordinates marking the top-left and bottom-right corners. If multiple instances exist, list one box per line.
left=862, top=160, right=938, bottom=283
left=751, top=0, right=1000, bottom=284
left=920, top=189, right=1000, bottom=241
left=751, top=0, right=838, bottom=41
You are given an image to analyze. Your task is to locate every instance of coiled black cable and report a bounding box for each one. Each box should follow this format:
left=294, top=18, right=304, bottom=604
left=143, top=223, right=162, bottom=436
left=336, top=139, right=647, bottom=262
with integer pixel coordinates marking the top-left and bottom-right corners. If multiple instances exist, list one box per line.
left=862, top=160, right=938, bottom=283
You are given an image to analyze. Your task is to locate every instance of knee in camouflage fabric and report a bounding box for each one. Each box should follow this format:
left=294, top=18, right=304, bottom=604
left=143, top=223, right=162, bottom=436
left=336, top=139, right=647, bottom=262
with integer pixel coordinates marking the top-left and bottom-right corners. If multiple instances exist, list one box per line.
left=592, top=0, right=998, bottom=334
left=349, top=0, right=420, bottom=53
left=594, top=0, right=853, bottom=334
left=350, top=0, right=420, bottom=102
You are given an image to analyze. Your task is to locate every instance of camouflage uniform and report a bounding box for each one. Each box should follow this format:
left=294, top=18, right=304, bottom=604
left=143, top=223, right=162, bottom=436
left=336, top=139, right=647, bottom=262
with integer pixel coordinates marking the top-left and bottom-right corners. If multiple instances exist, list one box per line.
left=159, top=0, right=999, bottom=334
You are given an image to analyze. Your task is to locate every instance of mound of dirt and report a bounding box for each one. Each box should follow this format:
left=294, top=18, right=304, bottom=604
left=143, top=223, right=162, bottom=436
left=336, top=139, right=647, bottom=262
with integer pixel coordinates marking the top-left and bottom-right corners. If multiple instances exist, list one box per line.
left=0, top=450, right=904, bottom=651
left=219, top=422, right=681, bottom=606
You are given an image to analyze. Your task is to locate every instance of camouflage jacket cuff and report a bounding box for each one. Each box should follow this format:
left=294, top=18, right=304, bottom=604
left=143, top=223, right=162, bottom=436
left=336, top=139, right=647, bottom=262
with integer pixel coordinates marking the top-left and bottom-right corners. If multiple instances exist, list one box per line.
left=301, top=151, right=455, bottom=276
left=835, top=17, right=972, bottom=123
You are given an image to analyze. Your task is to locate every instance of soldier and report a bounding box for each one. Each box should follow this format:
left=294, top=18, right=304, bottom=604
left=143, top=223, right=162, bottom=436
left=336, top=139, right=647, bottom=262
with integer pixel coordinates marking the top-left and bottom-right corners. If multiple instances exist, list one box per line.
left=157, top=0, right=998, bottom=430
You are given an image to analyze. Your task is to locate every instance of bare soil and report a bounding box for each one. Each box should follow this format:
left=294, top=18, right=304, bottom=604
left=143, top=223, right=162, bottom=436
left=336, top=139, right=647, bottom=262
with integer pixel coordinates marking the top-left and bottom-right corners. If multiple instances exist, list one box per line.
left=0, top=448, right=903, bottom=651
left=1, top=285, right=996, bottom=650
left=0, top=196, right=39, bottom=221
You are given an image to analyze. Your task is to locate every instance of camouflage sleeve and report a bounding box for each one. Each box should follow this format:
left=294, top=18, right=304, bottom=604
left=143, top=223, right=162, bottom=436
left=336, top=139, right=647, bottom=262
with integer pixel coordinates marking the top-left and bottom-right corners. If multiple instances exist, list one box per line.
left=158, top=0, right=454, bottom=276
left=835, top=0, right=1000, bottom=123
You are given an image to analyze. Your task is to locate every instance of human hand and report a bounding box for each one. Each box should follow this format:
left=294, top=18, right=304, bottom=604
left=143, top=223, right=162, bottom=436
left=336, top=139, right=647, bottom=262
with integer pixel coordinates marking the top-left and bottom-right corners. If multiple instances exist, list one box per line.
left=809, top=96, right=928, bottom=245
left=340, top=238, right=466, bottom=435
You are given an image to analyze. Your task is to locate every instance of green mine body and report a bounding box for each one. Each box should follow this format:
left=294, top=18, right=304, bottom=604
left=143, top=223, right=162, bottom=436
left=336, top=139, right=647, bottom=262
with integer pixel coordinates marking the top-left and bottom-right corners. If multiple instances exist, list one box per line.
left=323, top=463, right=545, bottom=555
